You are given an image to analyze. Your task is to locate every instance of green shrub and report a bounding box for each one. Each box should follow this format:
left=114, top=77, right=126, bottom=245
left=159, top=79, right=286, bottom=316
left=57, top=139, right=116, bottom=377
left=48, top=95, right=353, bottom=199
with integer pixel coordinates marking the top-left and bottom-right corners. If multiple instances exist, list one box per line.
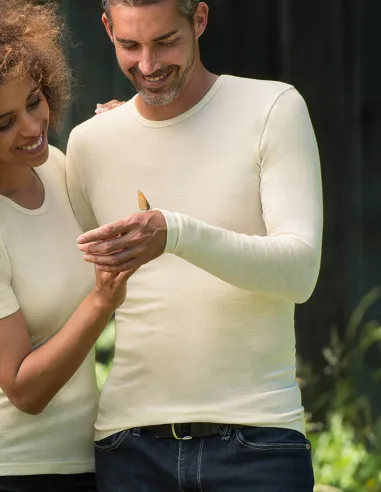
left=310, top=413, right=381, bottom=491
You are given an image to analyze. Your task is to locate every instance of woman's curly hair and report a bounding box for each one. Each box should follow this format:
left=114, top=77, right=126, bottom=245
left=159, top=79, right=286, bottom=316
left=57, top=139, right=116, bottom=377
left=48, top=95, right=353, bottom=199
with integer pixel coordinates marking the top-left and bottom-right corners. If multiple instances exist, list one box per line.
left=0, top=0, right=71, bottom=131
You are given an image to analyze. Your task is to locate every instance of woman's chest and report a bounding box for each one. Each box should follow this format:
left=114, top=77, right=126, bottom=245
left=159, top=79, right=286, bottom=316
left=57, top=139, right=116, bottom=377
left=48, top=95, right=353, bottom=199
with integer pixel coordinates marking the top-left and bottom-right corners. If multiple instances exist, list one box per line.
left=1, top=206, right=94, bottom=346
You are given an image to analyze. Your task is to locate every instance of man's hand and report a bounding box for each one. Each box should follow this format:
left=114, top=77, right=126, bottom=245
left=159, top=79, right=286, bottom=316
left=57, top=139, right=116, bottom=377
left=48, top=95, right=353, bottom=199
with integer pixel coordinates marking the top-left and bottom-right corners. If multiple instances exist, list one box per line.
left=77, top=211, right=167, bottom=272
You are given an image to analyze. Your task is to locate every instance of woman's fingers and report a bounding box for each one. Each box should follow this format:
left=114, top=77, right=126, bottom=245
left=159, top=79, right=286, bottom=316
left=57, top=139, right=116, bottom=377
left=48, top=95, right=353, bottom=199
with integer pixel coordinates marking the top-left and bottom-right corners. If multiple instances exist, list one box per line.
left=95, top=100, right=126, bottom=114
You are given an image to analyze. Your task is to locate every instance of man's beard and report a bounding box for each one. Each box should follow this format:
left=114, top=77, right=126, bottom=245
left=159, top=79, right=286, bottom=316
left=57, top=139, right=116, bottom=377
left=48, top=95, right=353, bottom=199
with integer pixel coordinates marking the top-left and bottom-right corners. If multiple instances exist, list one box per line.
left=128, top=42, right=196, bottom=107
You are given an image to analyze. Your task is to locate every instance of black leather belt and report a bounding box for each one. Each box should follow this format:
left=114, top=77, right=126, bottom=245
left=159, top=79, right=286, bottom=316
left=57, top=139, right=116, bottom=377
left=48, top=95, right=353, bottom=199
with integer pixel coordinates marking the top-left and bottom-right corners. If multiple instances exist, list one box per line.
left=143, top=423, right=248, bottom=440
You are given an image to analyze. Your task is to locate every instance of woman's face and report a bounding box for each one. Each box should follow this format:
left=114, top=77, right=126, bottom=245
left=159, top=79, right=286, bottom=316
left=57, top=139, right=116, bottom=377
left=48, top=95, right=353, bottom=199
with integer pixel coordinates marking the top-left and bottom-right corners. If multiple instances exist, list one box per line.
left=0, top=76, right=50, bottom=170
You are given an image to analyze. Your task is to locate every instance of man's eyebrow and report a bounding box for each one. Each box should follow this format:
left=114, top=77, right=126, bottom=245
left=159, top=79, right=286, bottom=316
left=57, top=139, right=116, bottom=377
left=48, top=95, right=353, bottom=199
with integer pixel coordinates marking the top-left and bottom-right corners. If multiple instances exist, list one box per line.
left=116, top=30, right=179, bottom=45
left=0, top=88, right=40, bottom=119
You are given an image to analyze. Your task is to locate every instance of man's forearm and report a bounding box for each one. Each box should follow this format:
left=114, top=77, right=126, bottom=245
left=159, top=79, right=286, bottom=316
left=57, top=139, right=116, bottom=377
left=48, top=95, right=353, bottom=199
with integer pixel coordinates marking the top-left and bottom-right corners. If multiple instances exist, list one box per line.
left=160, top=210, right=321, bottom=304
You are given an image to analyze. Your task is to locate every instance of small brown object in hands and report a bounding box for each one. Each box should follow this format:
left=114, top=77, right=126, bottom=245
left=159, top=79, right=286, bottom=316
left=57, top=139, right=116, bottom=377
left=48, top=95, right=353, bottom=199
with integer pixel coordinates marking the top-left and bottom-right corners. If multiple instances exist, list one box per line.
left=138, top=190, right=151, bottom=211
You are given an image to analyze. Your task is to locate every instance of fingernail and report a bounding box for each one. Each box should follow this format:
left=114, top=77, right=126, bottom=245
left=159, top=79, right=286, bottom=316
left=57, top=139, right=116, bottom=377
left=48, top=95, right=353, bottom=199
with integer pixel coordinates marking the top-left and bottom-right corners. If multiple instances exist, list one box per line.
left=77, top=236, right=85, bottom=244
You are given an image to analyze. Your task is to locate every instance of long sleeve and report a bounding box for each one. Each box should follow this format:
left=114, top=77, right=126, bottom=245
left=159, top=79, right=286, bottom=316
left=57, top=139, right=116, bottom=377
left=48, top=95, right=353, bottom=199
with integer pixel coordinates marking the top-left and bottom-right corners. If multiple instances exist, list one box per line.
left=160, top=88, right=323, bottom=304
left=65, top=133, right=99, bottom=233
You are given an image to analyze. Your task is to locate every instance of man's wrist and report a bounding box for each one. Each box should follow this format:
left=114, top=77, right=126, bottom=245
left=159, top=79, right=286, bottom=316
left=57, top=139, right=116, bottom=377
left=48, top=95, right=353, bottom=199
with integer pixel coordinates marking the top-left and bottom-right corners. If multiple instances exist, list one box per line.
left=149, top=210, right=168, bottom=255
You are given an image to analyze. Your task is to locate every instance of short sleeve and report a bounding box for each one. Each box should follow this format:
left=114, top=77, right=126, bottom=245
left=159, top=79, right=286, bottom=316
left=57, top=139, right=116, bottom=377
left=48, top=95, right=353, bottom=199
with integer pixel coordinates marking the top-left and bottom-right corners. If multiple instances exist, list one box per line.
left=65, top=132, right=99, bottom=233
left=0, top=241, right=19, bottom=320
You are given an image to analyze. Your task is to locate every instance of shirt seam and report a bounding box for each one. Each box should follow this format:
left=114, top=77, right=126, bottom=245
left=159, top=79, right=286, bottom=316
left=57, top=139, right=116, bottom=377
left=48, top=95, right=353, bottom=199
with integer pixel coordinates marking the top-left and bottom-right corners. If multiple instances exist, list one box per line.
left=0, top=236, right=12, bottom=277
left=258, top=86, right=295, bottom=165
left=67, top=138, right=94, bottom=214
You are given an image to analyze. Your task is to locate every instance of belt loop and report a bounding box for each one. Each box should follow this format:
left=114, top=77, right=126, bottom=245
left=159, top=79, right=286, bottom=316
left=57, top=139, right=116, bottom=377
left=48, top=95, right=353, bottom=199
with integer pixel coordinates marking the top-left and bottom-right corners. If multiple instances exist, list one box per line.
left=132, top=427, right=142, bottom=437
left=220, top=425, right=233, bottom=442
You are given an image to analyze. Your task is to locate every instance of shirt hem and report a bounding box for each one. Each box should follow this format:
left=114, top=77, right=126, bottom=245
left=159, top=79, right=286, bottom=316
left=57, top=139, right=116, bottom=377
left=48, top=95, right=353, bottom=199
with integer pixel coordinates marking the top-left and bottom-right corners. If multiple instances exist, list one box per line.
left=95, top=418, right=306, bottom=441
left=0, top=300, right=20, bottom=320
left=0, top=461, right=95, bottom=476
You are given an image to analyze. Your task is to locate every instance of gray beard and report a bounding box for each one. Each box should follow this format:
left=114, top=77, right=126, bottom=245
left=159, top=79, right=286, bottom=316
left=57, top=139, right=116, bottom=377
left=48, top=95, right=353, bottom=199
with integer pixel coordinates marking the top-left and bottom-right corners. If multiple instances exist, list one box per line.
left=136, top=45, right=196, bottom=107
left=139, top=83, right=183, bottom=107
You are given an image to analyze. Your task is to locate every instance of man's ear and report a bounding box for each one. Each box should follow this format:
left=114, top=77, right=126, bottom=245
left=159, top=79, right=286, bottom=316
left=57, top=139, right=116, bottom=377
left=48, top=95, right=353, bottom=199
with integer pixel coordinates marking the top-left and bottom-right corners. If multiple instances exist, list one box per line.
left=194, top=2, right=209, bottom=40
left=102, top=13, right=114, bottom=43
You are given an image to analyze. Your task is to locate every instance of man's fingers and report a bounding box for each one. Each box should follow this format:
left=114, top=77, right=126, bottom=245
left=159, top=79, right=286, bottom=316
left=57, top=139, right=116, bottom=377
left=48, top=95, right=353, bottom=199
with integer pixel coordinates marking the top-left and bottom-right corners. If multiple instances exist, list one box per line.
left=83, top=248, right=137, bottom=267
left=77, top=221, right=130, bottom=245
left=78, top=234, right=137, bottom=255
left=96, top=259, right=140, bottom=273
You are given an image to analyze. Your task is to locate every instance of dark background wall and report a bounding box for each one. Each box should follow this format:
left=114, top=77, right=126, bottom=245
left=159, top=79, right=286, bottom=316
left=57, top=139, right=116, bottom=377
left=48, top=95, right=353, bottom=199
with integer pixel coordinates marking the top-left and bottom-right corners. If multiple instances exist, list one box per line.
left=56, top=0, right=381, bottom=415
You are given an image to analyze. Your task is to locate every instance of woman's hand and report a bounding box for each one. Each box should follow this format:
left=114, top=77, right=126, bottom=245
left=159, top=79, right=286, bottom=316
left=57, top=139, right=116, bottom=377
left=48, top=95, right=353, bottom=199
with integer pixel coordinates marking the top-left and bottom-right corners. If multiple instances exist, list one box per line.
left=95, top=99, right=125, bottom=114
left=93, top=267, right=138, bottom=311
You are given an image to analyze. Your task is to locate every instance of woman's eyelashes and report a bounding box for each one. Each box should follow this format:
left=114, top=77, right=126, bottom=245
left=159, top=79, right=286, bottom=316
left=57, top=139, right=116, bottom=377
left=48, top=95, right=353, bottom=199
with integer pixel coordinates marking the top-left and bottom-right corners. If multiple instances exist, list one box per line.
left=0, top=95, right=43, bottom=133
left=0, top=118, right=15, bottom=133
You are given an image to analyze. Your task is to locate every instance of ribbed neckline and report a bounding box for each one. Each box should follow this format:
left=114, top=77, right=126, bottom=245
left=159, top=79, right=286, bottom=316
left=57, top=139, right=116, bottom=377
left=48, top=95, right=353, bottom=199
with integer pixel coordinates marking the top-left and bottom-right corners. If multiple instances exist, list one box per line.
left=130, top=75, right=228, bottom=128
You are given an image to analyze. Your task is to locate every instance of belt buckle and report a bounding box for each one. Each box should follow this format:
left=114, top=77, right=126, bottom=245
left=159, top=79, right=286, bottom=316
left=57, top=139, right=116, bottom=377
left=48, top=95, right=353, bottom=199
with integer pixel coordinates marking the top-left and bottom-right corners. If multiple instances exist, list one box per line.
left=171, top=423, right=193, bottom=440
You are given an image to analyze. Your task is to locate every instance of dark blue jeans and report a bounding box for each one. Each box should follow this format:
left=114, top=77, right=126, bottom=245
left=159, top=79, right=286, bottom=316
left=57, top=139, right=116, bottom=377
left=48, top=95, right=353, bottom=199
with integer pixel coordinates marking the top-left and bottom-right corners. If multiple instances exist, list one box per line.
left=95, top=426, right=314, bottom=491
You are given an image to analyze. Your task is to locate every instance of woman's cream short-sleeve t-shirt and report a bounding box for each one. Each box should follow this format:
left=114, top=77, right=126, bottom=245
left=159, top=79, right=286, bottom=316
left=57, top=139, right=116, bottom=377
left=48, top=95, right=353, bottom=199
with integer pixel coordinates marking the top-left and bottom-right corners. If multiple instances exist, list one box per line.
left=0, top=146, right=97, bottom=476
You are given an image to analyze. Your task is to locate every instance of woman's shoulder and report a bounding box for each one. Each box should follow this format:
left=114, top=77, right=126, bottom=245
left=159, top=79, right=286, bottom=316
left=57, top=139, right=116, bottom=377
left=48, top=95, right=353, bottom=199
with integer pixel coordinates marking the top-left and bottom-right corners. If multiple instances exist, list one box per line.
left=47, top=145, right=66, bottom=170
left=39, top=145, right=66, bottom=184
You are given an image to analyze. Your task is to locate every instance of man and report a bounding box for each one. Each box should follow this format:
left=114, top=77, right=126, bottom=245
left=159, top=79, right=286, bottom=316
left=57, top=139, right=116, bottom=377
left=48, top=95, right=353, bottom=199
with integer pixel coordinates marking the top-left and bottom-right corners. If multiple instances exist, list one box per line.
left=66, top=0, right=323, bottom=490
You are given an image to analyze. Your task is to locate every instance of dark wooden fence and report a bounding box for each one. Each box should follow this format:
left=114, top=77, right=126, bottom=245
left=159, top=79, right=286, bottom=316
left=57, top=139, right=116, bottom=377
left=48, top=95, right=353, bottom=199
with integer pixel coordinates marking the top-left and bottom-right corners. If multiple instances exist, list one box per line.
left=56, top=1, right=381, bottom=413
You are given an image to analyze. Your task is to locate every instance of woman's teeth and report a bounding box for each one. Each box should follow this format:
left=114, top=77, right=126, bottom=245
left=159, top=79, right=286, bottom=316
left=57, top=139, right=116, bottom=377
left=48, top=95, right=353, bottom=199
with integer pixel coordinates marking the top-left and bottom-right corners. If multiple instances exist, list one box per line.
left=20, top=134, right=43, bottom=151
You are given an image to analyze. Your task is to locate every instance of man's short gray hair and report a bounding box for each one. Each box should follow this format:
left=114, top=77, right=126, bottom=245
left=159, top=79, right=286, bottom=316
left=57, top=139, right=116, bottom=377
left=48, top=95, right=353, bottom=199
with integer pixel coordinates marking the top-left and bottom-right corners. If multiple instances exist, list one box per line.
left=102, top=0, right=200, bottom=24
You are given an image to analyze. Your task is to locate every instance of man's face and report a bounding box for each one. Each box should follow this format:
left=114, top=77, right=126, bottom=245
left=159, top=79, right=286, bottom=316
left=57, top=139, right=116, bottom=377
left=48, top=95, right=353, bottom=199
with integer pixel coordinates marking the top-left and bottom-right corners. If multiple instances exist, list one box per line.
left=103, top=0, right=198, bottom=106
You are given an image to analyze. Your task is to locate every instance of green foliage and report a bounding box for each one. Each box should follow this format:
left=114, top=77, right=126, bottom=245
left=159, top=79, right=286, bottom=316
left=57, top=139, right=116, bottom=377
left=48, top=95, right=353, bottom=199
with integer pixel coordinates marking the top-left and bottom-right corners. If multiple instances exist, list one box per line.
left=310, top=413, right=381, bottom=491
left=95, top=320, right=115, bottom=390
left=314, top=288, right=381, bottom=446
left=304, top=288, right=381, bottom=491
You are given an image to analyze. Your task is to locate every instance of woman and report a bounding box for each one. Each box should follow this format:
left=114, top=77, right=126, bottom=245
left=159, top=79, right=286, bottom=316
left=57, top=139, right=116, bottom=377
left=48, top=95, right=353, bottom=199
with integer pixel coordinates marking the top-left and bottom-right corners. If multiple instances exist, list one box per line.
left=0, top=1, right=132, bottom=490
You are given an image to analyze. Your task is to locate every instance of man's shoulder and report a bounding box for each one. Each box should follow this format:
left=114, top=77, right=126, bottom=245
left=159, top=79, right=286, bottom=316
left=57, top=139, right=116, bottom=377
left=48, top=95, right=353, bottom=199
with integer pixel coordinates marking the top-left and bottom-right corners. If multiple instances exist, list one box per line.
left=225, top=74, right=293, bottom=94
left=223, top=75, right=295, bottom=106
left=70, top=98, right=135, bottom=143
left=218, top=75, right=309, bottom=124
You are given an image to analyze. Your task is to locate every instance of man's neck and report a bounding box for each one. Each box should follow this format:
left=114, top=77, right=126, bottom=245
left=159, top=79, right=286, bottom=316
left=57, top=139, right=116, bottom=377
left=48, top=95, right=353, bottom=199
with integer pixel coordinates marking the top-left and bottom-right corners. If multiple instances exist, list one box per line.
left=135, top=63, right=219, bottom=122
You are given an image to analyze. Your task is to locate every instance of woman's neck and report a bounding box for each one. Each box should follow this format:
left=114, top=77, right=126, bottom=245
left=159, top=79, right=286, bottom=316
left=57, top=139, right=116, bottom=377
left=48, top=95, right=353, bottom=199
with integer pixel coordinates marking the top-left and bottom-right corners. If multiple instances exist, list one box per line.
left=0, top=165, right=45, bottom=209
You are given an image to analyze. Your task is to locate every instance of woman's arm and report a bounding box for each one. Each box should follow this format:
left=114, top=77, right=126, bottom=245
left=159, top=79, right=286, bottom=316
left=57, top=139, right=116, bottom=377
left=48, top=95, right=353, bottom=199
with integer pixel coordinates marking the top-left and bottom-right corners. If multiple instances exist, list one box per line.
left=0, top=268, right=134, bottom=415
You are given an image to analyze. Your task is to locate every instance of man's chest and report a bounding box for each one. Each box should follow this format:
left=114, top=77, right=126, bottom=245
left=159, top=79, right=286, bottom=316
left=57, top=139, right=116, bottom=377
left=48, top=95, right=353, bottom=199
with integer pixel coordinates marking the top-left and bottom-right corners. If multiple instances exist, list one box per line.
left=87, top=131, right=265, bottom=235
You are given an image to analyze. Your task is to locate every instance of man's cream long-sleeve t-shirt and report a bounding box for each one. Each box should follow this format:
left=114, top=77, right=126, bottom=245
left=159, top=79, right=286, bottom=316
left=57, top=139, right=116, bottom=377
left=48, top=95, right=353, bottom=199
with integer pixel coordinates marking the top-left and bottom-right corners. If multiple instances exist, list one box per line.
left=66, top=75, right=323, bottom=439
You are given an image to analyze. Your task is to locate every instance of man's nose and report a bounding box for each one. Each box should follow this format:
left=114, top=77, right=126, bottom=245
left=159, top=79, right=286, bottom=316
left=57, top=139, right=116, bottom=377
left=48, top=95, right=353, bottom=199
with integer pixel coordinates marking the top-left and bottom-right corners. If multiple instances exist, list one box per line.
left=138, top=48, right=161, bottom=76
